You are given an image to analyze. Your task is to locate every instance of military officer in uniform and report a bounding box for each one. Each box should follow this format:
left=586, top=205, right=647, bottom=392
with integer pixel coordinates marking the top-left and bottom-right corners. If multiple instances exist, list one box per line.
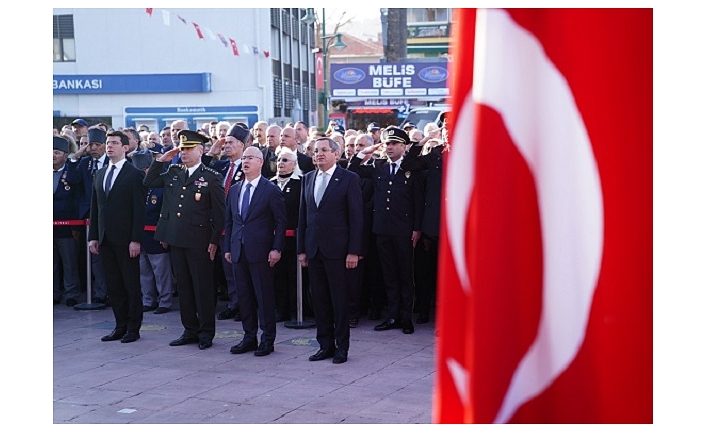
left=144, top=130, right=225, bottom=350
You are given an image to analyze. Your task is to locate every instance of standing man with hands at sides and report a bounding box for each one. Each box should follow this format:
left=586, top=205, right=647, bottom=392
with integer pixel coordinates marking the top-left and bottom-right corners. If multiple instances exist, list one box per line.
left=298, top=137, right=364, bottom=364
left=144, top=130, right=225, bottom=350
left=88, top=130, right=146, bottom=344
left=224, top=146, right=287, bottom=357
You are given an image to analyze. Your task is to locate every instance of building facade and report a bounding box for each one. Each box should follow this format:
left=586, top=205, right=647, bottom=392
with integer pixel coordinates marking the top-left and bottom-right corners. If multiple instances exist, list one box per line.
left=53, top=8, right=318, bottom=131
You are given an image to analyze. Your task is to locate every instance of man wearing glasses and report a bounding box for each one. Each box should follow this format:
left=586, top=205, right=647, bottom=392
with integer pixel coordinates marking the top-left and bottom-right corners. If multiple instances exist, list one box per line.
left=224, top=147, right=286, bottom=357
left=298, top=138, right=364, bottom=364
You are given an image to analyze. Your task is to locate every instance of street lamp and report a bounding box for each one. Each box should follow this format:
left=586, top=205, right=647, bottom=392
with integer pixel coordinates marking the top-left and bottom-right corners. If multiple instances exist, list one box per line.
left=301, top=8, right=347, bottom=127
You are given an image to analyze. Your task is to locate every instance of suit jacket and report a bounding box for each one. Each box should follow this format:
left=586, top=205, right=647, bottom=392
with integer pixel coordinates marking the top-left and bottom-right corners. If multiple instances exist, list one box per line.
left=88, top=161, right=146, bottom=246
left=144, top=161, right=225, bottom=249
left=297, top=166, right=363, bottom=260
left=260, top=146, right=278, bottom=179
left=205, top=157, right=244, bottom=192
left=224, top=178, right=286, bottom=263
left=347, top=156, right=423, bottom=237
left=296, top=151, right=316, bottom=173
left=67, top=155, right=108, bottom=219
left=401, top=144, right=444, bottom=238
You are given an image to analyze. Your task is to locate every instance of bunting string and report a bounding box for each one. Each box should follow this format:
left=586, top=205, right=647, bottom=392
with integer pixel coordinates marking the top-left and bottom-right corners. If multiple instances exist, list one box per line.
left=145, top=8, right=270, bottom=58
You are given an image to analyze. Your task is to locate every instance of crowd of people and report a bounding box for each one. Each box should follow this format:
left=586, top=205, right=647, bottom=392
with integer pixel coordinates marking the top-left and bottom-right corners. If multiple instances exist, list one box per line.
left=53, top=115, right=449, bottom=364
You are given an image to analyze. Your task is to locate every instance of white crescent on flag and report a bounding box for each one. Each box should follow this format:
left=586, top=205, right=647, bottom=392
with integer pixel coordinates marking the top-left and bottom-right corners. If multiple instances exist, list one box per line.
left=445, top=9, right=605, bottom=423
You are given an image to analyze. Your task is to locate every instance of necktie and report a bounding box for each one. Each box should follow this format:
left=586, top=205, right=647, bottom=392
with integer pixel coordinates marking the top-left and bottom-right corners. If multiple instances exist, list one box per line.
left=92, top=158, right=99, bottom=176
left=390, top=163, right=397, bottom=180
left=224, top=162, right=236, bottom=197
left=315, top=172, right=328, bottom=206
left=105, top=165, right=116, bottom=196
left=241, top=183, right=252, bottom=218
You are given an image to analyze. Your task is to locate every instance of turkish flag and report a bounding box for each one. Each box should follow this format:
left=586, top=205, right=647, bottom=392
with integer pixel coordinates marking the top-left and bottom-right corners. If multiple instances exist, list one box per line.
left=315, top=52, right=324, bottom=90
left=434, top=8, right=652, bottom=424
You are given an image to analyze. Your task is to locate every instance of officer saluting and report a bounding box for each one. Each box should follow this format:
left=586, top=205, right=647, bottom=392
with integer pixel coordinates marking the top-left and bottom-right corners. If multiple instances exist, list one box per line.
left=144, top=130, right=225, bottom=350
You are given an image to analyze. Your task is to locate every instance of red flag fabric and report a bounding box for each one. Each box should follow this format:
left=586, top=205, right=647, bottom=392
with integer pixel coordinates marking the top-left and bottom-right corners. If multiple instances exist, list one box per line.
left=434, top=8, right=652, bottom=424
left=192, top=22, right=204, bottom=39
left=229, top=38, right=239, bottom=56
left=145, top=8, right=153, bottom=17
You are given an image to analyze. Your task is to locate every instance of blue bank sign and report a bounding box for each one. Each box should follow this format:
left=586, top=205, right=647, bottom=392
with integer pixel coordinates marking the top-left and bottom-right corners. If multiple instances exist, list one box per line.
left=53, top=73, right=211, bottom=95
left=329, top=62, right=449, bottom=98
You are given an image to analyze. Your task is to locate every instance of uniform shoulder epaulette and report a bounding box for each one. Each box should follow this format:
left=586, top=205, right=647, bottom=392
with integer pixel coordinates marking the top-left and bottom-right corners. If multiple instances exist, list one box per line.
left=202, top=165, right=220, bottom=176
left=167, top=163, right=185, bottom=171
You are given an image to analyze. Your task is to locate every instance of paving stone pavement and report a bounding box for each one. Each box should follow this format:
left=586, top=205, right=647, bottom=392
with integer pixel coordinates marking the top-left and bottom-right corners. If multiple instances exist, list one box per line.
left=53, top=300, right=437, bottom=424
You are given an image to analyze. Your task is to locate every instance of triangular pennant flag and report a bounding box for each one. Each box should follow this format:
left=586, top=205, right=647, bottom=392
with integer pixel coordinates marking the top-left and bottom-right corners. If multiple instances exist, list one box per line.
left=204, top=27, right=216, bottom=41
left=146, top=8, right=153, bottom=17
left=263, top=51, right=270, bottom=58
left=177, top=15, right=187, bottom=25
left=242, top=45, right=250, bottom=54
left=217, top=33, right=228, bottom=47
left=252, top=46, right=259, bottom=54
left=229, top=38, right=240, bottom=56
left=193, top=22, right=204, bottom=39
left=162, top=9, right=170, bottom=26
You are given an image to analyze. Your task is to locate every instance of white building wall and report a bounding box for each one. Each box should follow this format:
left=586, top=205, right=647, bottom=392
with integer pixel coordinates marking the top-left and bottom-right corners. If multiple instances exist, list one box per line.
left=53, top=8, right=275, bottom=129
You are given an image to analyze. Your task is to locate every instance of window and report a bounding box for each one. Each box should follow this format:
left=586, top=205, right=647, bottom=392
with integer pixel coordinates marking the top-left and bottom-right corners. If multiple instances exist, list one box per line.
left=407, top=8, right=450, bottom=24
left=53, top=14, right=76, bottom=62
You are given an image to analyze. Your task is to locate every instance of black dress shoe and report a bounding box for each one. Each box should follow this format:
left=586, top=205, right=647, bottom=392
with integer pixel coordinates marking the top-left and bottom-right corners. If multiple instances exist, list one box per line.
left=153, top=307, right=170, bottom=314
left=308, top=347, right=335, bottom=361
left=416, top=313, right=430, bottom=324
left=332, top=349, right=348, bottom=364
left=199, top=340, right=213, bottom=350
left=374, top=318, right=399, bottom=331
left=66, top=298, right=78, bottom=307
left=230, top=339, right=258, bottom=354
left=401, top=319, right=415, bottom=334
left=349, top=317, right=359, bottom=328
left=254, top=342, right=274, bottom=356
left=217, top=307, right=239, bottom=320
left=101, top=329, right=127, bottom=342
left=121, top=332, right=140, bottom=343
left=169, top=334, right=199, bottom=346
left=142, top=305, right=157, bottom=312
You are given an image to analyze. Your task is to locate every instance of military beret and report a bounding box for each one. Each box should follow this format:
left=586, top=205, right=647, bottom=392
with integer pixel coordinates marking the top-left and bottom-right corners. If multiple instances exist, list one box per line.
left=54, top=136, right=69, bottom=153
left=381, top=126, right=411, bottom=145
left=87, top=127, right=106, bottom=144
left=177, top=130, right=210, bottom=148
left=227, top=124, right=251, bottom=143
left=132, top=152, right=154, bottom=170
left=146, top=142, right=164, bottom=154
left=71, top=118, right=89, bottom=127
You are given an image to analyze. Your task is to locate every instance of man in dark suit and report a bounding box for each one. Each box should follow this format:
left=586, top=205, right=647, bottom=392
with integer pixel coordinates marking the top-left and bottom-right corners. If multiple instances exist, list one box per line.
left=298, top=137, right=364, bottom=364
left=145, top=130, right=225, bottom=350
left=280, top=126, right=315, bottom=173
left=224, top=146, right=286, bottom=357
left=88, top=130, right=146, bottom=343
left=347, top=127, right=423, bottom=335
left=203, top=125, right=251, bottom=320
